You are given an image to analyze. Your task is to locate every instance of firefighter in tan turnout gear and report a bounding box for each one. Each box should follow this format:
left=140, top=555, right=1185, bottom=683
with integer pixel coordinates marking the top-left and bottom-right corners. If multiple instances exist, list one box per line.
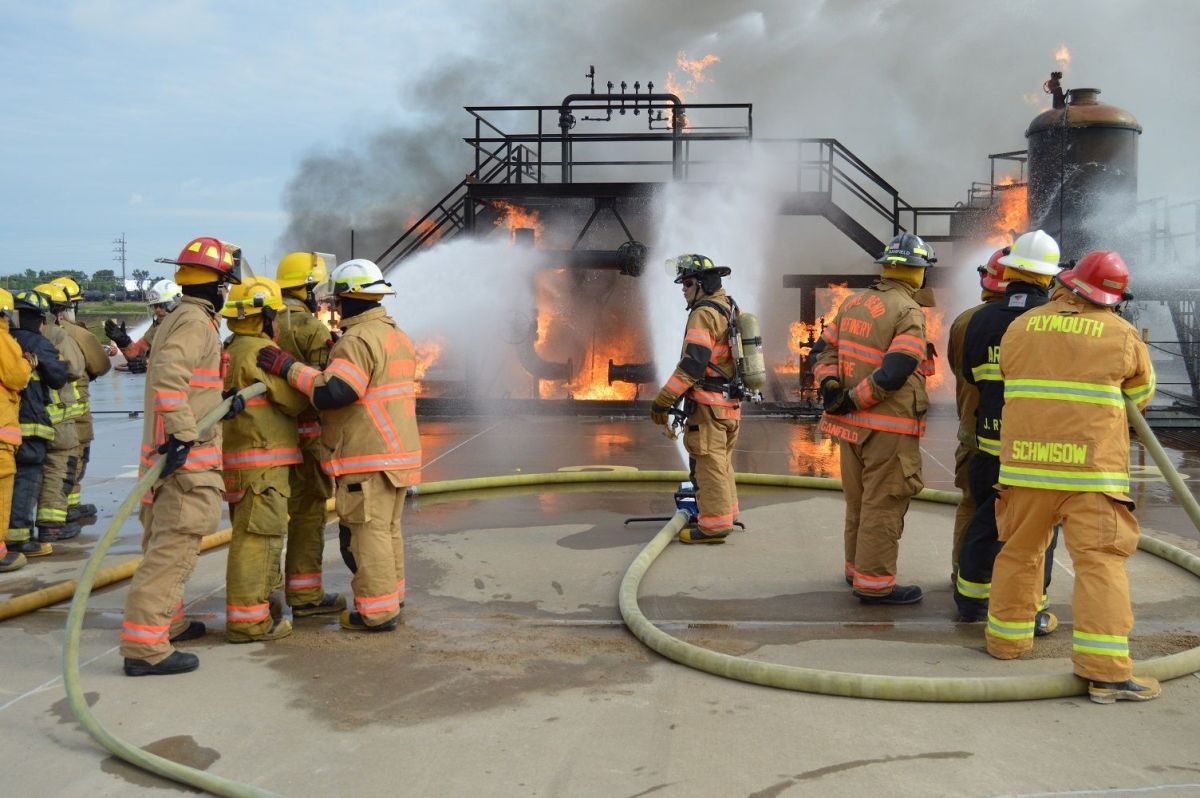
left=221, top=276, right=311, bottom=643
left=104, top=278, right=182, bottom=372
left=986, top=251, right=1162, bottom=704
left=258, top=259, right=421, bottom=632
left=650, top=254, right=741, bottom=544
left=121, top=236, right=242, bottom=676
left=273, top=251, right=343, bottom=617
left=51, top=276, right=112, bottom=523
left=33, top=282, right=85, bottom=544
left=813, top=233, right=934, bottom=604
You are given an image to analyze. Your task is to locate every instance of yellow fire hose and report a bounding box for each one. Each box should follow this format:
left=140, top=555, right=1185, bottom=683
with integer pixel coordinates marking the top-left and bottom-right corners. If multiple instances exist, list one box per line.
left=32, top=390, right=1200, bottom=791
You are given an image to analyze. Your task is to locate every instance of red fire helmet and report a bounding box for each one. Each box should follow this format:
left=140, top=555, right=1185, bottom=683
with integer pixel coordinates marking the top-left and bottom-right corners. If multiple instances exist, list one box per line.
left=156, top=237, right=243, bottom=284
left=979, top=248, right=1011, bottom=293
left=1057, top=250, right=1130, bottom=307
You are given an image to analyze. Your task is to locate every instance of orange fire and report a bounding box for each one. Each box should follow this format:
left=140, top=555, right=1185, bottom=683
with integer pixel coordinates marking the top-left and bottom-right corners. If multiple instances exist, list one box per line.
left=665, top=50, right=719, bottom=129
left=923, top=306, right=946, bottom=394
left=780, top=283, right=855, bottom=375
left=413, top=336, right=444, bottom=396
left=492, top=200, right=543, bottom=244
left=985, top=176, right=1029, bottom=247
left=403, top=214, right=443, bottom=245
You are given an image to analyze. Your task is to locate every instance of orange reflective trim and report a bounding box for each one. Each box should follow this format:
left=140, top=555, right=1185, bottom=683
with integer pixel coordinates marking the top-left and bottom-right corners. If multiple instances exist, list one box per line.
left=355, top=590, right=401, bottom=614
left=223, top=489, right=246, bottom=503
left=298, top=421, right=321, bottom=439
left=286, top=572, right=322, bottom=590
left=691, top=390, right=738, bottom=408
left=323, top=452, right=422, bottom=477
left=188, top=375, right=223, bottom=389
left=0, top=426, right=21, bottom=445
left=293, top=364, right=319, bottom=396
left=223, top=447, right=303, bottom=469
left=366, top=403, right=402, bottom=454
left=180, top=445, right=223, bottom=471
left=243, top=397, right=271, bottom=407
left=851, top=381, right=878, bottom=410
left=821, top=324, right=839, bottom=346
left=226, top=603, right=271, bottom=622
left=853, top=572, right=897, bottom=592
left=120, top=619, right=171, bottom=644
left=813, top=364, right=839, bottom=382
left=327, top=358, right=369, bottom=395
left=838, top=340, right=883, bottom=366
left=363, top=383, right=415, bottom=402
left=152, top=390, right=187, bottom=411
left=665, top=375, right=688, bottom=395
left=840, top=410, right=925, bottom=436
left=684, top=329, right=716, bottom=347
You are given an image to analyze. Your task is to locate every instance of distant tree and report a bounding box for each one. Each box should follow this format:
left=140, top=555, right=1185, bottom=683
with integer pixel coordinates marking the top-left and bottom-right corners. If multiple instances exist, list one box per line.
left=90, top=268, right=118, bottom=293
left=131, top=268, right=150, bottom=289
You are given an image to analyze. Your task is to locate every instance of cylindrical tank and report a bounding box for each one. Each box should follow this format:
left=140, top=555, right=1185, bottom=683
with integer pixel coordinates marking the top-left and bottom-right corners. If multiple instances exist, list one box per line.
left=738, top=312, right=766, bottom=392
left=1026, top=82, right=1142, bottom=263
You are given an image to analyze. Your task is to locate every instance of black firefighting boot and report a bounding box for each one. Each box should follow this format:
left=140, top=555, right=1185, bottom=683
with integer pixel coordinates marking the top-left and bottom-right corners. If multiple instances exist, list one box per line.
left=1034, top=610, right=1058, bottom=637
left=0, top=550, right=27, bottom=572
left=8, top=539, right=52, bottom=557
left=954, top=594, right=989, bottom=623
left=66, top=504, right=98, bottom=523
left=123, top=650, right=199, bottom=677
left=38, top=523, right=81, bottom=543
left=1088, top=676, right=1161, bottom=704
left=855, top=585, right=924, bottom=605
left=339, top=610, right=398, bottom=632
left=293, top=592, right=347, bottom=618
left=170, top=621, right=207, bottom=643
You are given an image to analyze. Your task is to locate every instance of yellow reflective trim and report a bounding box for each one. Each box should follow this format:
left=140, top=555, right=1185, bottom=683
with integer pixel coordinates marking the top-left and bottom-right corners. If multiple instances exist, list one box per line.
left=977, top=436, right=1001, bottom=456
left=1073, top=630, right=1126, bottom=643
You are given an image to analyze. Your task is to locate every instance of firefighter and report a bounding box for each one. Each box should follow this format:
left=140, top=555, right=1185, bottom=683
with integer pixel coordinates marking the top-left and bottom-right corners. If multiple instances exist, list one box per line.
left=121, top=236, right=242, bottom=677
left=0, top=289, right=33, bottom=572
left=947, top=250, right=1009, bottom=584
left=273, top=251, right=343, bottom=617
left=104, top=279, right=181, bottom=372
left=51, top=276, right=112, bottom=522
left=985, top=251, right=1161, bottom=703
left=220, top=276, right=311, bottom=642
left=5, top=290, right=66, bottom=560
left=33, top=282, right=86, bottom=544
left=957, top=231, right=1062, bottom=627
left=650, top=254, right=741, bottom=544
left=813, top=233, right=934, bottom=604
left=257, top=259, right=420, bottom=632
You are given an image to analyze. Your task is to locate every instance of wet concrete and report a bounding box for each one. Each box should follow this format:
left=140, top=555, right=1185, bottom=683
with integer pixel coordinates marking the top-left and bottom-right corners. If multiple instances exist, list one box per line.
left=100, top=735, right=220, bottom=793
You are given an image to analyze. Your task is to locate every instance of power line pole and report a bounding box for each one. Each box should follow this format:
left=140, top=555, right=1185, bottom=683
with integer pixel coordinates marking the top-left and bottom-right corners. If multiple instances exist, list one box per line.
left=112, top=233, right=126, bottom=299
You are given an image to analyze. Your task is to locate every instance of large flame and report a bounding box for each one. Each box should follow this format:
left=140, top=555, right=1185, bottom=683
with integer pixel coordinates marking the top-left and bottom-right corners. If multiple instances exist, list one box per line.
left=492, top=200, right=544, bottom=244
left=779, top=283, right=855, bottom=375
left=413, top=336, right=445, bottom=396
left=665, top=50, right=719, bottom=129
left=986, top=176, right=1029, bottom=247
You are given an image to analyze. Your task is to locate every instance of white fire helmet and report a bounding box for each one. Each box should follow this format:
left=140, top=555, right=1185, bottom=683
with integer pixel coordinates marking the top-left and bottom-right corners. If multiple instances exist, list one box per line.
left=145, top=279, right=182, bottom=312
left=324, top=259, right=395, bottom=299
left=999, top=230, right=1061, bottom=276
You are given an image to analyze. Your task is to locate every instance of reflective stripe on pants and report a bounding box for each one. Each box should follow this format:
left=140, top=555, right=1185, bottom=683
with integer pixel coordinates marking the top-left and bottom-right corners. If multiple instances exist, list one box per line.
left=683, top=403, right=740, bottom=535
left=286, top=445, right=333, bottom=607
left=337, top=471, right=408, bottom=628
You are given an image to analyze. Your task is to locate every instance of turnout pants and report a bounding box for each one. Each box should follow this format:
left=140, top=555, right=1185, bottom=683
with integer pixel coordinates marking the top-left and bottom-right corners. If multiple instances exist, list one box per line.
left=7, top=439, right=47, bottom=543
left=68, top=442, right=90, bottom=509
left=224, top=466, right=289, bottom=641
left=0, top=445, right=15, bottom=558
left=840, top=428, right=924, bottom=595
left=986, top=486, right=1140, bottom=683
left=337, top=470, right=407, bottom=628
left=285, top=443, right=333, bottom=607
left=36, top=420, right=78, bottom=529
left=951, top=441, right=977, bottom=581
left=121, top=470, right=223, bottom=664
left=955, top=454, right=1057, bottom=617
left=683, top=403, right=740, bottom=535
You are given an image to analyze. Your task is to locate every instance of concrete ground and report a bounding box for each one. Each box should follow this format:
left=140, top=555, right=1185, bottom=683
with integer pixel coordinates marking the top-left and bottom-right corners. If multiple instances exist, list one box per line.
left=3, top=370, right=1200, bottom=797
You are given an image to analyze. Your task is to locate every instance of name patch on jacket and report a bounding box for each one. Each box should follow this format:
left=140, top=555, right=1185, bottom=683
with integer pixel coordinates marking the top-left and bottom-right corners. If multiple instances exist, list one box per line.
left=1009, top=439, right=1091, bottom=466
left=1024, top=315, right=1105, bottom=338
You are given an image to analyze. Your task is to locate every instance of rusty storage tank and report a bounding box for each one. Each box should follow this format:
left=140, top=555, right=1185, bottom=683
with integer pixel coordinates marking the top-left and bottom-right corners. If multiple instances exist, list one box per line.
left=1026, top=74, right=1142, bottom=262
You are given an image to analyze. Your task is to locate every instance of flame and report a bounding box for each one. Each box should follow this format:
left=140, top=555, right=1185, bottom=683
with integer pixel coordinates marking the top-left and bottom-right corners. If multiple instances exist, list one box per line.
left=664, top=50, right=719, bottom=129
left=413, top=336, right=445, bottom=396
left=492, top=200, right=543, bottom=244
left=403, top=214, right=443, bottom=245
left=1055, top=44, right=1071, bottom=72
left=922, top=306, right=946, bottom=393
left=779, top=283, right=855, bottom=376
left=985, top=176, right=1028, bottom=247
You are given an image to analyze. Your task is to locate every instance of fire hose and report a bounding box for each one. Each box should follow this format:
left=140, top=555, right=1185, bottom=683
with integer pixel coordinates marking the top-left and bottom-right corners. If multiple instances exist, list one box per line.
left=23, top=390, right=1200, bottom=792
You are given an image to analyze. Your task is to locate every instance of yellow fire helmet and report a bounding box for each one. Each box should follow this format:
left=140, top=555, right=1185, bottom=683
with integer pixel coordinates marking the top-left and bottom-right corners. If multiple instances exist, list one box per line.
left=276, top=251, right=329, bottom=291
left=34, top=282, right=70, bottom=310
left=220, top=275, right=286, bottom=319
left=0, top=287, right=13, bottom=316
left=51, top=276, right=83, bottom=302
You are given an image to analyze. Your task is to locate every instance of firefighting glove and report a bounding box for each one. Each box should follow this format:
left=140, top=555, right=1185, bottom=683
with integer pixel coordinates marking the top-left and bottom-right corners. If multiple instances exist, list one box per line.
left=156, top=435, right=194, bottom=479
left=104, top=319, right=133, bottom=349
left=221, top=388, right=246, bottom=420
left=650, top=403, right=671, bottom=426
left=125, top=355, right=147, bottom=374
left=256, top=345, right=296, bottom=378
left=820, top=377, right=854, bottom=416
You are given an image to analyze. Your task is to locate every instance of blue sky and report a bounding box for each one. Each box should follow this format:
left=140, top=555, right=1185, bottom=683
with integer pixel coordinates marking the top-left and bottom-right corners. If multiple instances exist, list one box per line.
left=3, top=1, right=1197, bottom=281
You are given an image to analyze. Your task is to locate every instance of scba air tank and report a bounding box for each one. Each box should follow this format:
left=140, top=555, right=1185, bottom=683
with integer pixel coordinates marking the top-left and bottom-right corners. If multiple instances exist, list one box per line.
left=737, top=312, right=766, bottom=392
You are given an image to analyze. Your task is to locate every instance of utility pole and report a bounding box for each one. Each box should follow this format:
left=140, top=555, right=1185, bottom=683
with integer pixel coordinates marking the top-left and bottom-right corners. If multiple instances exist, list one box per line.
left=112, top=233, right=127, bottom=299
